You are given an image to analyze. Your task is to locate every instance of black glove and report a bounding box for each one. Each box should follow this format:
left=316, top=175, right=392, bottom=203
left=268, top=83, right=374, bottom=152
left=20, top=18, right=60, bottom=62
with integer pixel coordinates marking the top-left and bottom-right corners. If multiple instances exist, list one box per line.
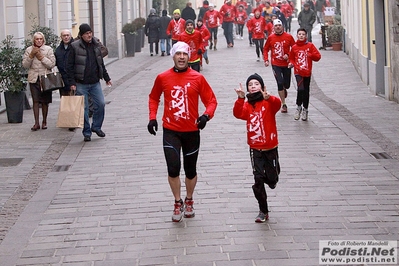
left=147, top=119, right=158, bottom=135
left=197, top=49, right=202, bottom=55
left=196, top=115, right=209, bottom=130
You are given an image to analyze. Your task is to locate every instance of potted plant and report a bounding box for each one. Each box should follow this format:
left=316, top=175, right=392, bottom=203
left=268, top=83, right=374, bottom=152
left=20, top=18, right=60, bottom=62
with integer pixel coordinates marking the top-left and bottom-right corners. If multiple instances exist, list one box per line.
left=133, top=18, right=146, bottom=50
left=0, top=35, right=27, bottom=123
left=122, top=22, right=138, bottom=57
left=327, top=21, right=344, bottom=51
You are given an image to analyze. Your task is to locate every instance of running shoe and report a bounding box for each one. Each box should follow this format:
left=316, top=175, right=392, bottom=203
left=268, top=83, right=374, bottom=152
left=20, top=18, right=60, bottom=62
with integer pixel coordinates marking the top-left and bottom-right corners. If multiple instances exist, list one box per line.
left=255, top=211, right=269, bottom=223
left=257, top=56, right=260, bottom=62
left=172, top=200, right=184, bottom=222
left=205, top=58, right=209, bottom=64
left=281, top=104, right=288, bottom=113
left=301, top=108, right=308, bottom=121
left=184, top=198, right=195, bottom=218
left=294, top=106, right=302, bottom=120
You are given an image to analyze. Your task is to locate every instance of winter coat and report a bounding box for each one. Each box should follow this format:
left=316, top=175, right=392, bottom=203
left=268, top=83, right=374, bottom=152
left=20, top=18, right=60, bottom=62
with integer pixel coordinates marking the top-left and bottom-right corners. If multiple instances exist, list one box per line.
left=145, top=14, right=161, bottom=43
left=22, top=45, right=56, bottom=83
left=298, top=8, right=316, bottom=28
left=159, top=15, right=172, bottom=39
left=181, top=6, right=197, bottom=22
left=55, top=38, right=74, bottom=89
left=66, top=38, right=110, bottom=86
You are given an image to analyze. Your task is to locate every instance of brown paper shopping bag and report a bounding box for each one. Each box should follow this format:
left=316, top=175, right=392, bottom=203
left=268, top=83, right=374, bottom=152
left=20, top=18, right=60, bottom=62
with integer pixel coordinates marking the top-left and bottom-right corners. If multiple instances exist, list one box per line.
left=56, top=95, right=84, bottom=128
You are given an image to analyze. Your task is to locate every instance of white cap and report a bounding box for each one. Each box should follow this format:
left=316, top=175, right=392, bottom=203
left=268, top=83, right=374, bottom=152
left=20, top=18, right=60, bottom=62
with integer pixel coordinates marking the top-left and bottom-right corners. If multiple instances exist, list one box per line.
left=170, top=41, right=191, bottom=57
left=209, top=3, right=214, bottom=7
left=273, top=19, right=282, bottom=26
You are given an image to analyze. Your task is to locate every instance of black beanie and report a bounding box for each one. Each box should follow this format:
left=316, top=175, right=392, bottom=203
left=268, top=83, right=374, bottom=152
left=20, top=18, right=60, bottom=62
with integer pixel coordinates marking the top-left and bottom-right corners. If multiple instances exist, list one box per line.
left=162, top=10, right=168, bottom=16
left=79, top=23, right=92, bottom=36
left=246, top=73, right=265, bottom=91
left=185, top=19, right=194, bottom=27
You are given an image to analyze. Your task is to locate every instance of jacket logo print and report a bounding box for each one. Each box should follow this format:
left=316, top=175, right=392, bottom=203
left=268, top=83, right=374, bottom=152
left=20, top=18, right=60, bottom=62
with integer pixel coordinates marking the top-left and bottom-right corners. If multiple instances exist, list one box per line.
left=170, top=83, right=190, bottom=120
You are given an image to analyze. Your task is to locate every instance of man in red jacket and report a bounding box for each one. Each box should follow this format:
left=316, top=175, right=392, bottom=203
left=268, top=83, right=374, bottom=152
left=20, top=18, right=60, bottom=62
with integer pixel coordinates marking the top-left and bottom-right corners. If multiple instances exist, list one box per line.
left=263, top=19, right=295, bottom=113
left=166, top=9, right=186, bottom=45
left=288, top=28, right=321, bottom=121
left=233, top=73, right=281, bottom=223
left=203, top=3, right=223, bottom=50
left=148, top=41, right=218, bottom=223
left=178, top=19, right=204, bottom=72
left=220, top=0, right=237, bottom=47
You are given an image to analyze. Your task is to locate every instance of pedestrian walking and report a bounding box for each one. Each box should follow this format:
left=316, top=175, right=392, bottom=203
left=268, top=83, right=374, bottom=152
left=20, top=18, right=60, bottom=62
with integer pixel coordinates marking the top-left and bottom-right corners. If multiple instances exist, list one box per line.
left=145, top=8, right=161, bottom=56
left=298, top=2, right=316, bottom=42
left=147, top=41, right=218, bottom=223
left=159, top=10, right=172, bottom=56
left=181, top=2, right=197, bottom=23
left=55, top=29, right=73, bottom=97
left=203, top=3, right=223, bottom=50
left=55, top=29, right=76, bottom=131
left=198, top=0, right=210, bottom=20
left=315, top=0, right=327, bottom=24
left=233, top=73, right=281, bottom=223
left=166, top=9, right=186, bottom=45
left=288, top=28, right=321, bottom=121
left=263, top=19, right=295, bottom=113
left=178, top=20, right=204, bottom=72
left=66, top=23, right=112, bottom=142
left=246, top=8, right=266, bottom=61
left=220, top=0, right=237, bottom=48
left=22, top=32, right=56, bottom=131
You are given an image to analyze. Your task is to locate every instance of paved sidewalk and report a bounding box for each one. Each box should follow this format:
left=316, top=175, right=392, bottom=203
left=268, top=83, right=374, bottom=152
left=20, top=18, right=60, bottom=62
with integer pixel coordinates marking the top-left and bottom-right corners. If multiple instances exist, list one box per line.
left=0, top=22, right=398, bottom=266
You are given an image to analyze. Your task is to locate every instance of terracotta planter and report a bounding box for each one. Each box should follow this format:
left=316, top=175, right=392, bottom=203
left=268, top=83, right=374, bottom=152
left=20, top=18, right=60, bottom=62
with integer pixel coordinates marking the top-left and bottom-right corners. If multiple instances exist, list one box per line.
left=331, top=42, right=342, bottom=51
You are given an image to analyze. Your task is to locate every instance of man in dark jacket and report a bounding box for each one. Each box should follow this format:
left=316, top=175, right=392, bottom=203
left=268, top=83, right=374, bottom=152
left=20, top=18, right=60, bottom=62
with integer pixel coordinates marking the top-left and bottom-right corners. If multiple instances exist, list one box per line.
left=66, top=23, right=112, bottom=142
left=145, top=8, right=161, bottom=56
left=55, top=29, right=73, bottom=97
left=181, top=2, right=197, bottom=22
left=198, top=0, right=209, bottom=20
left=298, top=3, right=316, bottom=42
left=159, top=10, right=172, bottom=56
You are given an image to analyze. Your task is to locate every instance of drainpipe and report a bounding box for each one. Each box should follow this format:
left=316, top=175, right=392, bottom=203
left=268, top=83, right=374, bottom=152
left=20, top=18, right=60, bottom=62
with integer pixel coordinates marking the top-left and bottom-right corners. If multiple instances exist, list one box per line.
left=88, top=0, right=94, bottom=31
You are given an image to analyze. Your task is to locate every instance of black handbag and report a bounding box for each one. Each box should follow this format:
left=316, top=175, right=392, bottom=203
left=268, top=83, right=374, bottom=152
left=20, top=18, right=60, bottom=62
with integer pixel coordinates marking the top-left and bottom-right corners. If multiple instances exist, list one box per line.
left=40, top=69, right=64, bottom=92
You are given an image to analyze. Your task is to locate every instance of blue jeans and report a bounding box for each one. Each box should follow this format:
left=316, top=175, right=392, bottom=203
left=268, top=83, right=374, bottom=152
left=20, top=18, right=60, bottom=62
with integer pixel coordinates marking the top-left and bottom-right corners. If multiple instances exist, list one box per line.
left=222, top=22, right=234, bottom=45
left=160, top=38, right=171, bottom=55
left=76, top=82, right=105, bottom=137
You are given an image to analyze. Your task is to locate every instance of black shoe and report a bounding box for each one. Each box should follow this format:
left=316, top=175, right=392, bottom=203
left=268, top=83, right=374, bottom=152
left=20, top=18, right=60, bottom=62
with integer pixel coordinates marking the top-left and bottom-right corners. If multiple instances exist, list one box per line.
left=91, top=129, right=106, bottom=137
left=161, top=52, right=165, bottom=56
left=68, top=128, right=75, bottom=131
left=84, top=136, right=91, bottom=142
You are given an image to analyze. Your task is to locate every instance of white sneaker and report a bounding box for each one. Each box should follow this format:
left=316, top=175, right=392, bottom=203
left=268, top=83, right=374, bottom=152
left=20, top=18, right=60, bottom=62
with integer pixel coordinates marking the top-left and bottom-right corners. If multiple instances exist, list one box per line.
left=301, top=108, right=308, bottom=121
left=294, top=106, right=302, bottom=120
left=257, top=57, right=260, bottom=62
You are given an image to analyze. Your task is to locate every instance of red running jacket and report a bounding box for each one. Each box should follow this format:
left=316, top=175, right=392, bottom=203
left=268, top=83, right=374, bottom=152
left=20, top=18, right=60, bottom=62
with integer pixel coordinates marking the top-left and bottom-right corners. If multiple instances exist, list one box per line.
left=289, top=40, right=321, bottom=77
left=149, top=67, right=217, bottom=132
left=263, top=32, right=295, bottom=67
left=233, top=95, right=281, bottom=150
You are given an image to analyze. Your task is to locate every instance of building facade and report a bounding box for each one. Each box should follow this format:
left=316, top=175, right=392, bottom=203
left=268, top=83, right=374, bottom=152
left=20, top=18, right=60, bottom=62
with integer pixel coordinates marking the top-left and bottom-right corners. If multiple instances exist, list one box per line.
left=341, top=0, right=399, bottom=103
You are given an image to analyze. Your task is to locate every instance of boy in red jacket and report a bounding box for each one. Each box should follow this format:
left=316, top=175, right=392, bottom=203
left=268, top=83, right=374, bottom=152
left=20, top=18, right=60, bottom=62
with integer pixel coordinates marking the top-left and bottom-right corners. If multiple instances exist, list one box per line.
left=246, top=8, right=266, bottom=61
left=233, top=73, right=281, bottom=223
left=178, top=19, right=204, bottom=72
left=288, top=28, right=321, bottom=121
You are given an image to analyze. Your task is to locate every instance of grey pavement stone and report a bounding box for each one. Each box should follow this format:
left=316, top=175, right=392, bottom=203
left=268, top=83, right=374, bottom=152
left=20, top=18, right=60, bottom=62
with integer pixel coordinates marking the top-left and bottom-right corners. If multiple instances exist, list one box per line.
left=0, top=20, right=399, bottom=266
